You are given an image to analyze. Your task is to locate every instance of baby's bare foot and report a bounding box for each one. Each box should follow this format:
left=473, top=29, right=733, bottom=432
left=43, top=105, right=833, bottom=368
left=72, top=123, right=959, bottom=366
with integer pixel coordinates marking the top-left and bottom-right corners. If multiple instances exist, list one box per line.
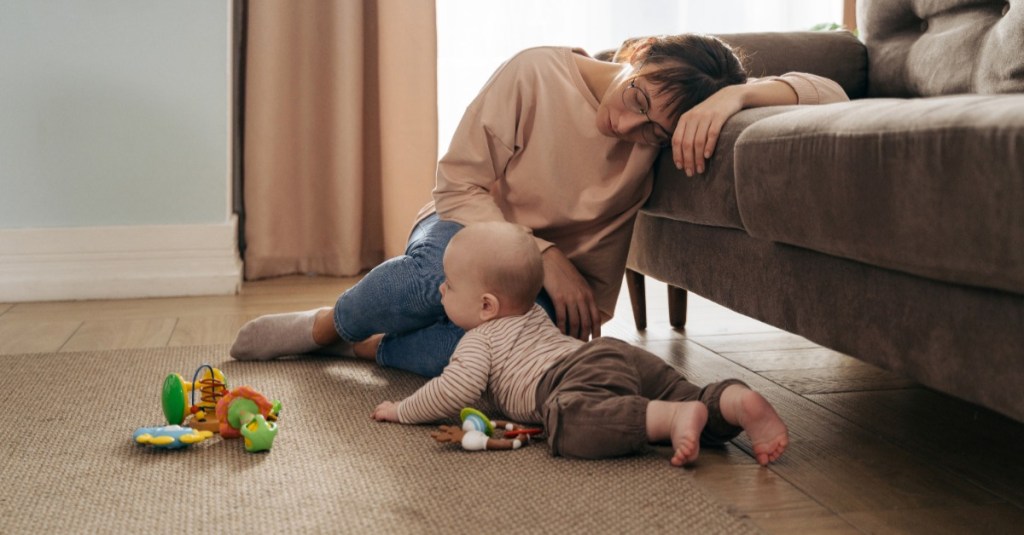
left=724, top=386, right=788, bottom=466
left=669, top=401, right=708, bottom=467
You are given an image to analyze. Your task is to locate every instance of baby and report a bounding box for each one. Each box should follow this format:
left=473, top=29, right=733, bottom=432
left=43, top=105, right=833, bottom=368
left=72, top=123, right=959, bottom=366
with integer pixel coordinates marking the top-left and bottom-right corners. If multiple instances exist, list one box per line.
left=371, top=221, right=788, bottom=466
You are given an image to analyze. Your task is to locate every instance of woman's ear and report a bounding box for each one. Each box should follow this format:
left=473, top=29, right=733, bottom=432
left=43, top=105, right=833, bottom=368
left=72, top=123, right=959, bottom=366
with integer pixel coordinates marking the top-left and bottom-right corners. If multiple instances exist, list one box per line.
left=480, top=293, right=501, bottom=322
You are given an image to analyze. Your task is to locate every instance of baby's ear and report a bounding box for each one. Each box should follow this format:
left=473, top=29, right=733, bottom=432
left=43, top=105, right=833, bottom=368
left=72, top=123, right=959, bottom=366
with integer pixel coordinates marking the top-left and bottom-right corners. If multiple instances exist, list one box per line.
left=480, top=293, right=500, bottom=321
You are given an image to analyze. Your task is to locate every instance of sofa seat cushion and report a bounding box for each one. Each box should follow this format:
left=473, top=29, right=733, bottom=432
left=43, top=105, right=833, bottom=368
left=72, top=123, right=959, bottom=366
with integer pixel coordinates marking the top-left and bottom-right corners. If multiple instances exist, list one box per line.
left=734, top=95, right=1024, bottom=295
left=644, top=107, right=797, bottom=230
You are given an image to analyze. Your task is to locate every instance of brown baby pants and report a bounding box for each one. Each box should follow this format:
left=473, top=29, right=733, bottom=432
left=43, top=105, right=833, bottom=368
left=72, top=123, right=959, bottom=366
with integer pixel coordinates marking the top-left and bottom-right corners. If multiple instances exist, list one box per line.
left=534, top=337, right=745, bottom=460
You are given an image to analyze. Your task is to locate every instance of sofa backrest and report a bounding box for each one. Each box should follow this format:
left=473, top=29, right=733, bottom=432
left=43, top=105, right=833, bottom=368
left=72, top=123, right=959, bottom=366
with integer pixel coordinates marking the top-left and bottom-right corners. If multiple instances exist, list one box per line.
left=859, top=0, right=1023, bottom=97
left=716, top=31, right=868, bottom=99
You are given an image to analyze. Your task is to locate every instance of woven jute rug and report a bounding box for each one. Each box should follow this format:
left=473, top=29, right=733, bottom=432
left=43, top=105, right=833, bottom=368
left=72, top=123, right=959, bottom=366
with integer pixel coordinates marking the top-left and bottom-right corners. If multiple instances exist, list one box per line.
left=0, top=345, right=758, bottom=534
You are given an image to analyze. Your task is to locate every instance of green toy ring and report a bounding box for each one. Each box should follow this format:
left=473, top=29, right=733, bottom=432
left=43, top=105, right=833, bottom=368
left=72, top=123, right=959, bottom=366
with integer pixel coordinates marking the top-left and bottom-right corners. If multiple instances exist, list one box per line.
left=459, top=407, right=494, bottom=437
left=161, top=373, right=187, bottom=425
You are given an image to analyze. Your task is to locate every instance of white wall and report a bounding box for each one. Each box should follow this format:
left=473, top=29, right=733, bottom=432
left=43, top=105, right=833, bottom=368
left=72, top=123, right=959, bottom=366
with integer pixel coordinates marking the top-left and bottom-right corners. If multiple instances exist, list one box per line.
left=436, top=0, right=845, bottom=154
left=0, top=0, right=240, bottom=301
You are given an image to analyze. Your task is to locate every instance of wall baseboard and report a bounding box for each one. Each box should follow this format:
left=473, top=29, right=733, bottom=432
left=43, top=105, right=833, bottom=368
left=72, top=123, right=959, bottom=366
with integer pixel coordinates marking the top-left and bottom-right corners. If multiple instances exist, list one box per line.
left=0, top=217, right=242, bottom=302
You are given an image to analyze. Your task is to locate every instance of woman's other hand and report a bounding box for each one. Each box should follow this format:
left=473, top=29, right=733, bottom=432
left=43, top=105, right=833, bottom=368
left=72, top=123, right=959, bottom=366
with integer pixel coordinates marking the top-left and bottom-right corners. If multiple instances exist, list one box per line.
left=541, top=247, right=602, bottom=341
left=671, top=84, right=745, bottom=177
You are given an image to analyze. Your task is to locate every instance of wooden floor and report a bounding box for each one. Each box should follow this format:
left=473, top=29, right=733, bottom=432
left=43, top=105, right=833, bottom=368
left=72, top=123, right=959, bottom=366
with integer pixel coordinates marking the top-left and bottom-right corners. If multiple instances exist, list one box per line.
left=3, top=275, right=1022, bottom=534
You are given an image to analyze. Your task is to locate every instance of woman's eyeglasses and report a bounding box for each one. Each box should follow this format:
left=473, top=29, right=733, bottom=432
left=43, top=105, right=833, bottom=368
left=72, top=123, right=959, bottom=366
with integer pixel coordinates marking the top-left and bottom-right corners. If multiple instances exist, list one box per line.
left=622, top=62, right=673, bottom=147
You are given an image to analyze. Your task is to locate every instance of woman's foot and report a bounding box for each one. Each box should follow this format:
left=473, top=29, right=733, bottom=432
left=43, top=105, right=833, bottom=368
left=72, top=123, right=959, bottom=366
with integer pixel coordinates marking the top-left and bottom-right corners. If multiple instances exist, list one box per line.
left=720, top=385, right=789, bottom=466
left=230, top=307, right=339, bottom=360
left=647, top=400, right=708, bottom=466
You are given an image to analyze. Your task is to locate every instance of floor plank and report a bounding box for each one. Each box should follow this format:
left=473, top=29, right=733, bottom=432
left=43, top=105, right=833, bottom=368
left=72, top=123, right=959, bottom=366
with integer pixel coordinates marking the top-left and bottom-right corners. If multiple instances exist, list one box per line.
left=0, top=303, right=13, bottom=316
left=648, top=339, right=1005, bottom=515
left=0, top=319, right=82, bottom=354
left=167, top=314, right=254, bottom=347
left=809, top=389, right=1024, bottom=508
left=691, top=447, right=862, bottom=534
left=690, top=331, right=820, bottom=354
left=841, top=504, right=1024, bottom=535
left=760, top=365, right=919, bottom=395
left=60, top=317, right=178, bottom=352
left=720, top=347, right=864, bottom=372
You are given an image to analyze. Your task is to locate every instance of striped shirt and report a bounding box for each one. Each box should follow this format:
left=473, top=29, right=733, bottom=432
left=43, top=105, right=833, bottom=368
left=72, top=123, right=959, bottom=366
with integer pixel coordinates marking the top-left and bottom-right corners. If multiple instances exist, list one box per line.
left=397, top=305, right=584, bottom=424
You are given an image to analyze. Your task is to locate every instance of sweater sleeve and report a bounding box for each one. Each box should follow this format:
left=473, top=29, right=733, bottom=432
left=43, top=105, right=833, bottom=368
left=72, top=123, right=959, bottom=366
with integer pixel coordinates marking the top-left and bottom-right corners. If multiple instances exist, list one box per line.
left=752, top=72, right=849, bottom=105
left=433, top=53, right=556, bottom=254
left=396, top=334, right=492, bottom=424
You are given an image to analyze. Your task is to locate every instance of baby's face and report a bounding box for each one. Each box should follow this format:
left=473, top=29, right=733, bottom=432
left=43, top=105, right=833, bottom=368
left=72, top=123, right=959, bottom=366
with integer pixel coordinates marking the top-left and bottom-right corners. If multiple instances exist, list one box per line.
left=439, top=241, right=488, bottom=331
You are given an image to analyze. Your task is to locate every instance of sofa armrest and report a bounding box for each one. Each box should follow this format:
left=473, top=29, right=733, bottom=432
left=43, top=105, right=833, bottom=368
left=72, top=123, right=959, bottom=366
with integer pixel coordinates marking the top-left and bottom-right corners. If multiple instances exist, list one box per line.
left=716, top=31, right=867, bottom=99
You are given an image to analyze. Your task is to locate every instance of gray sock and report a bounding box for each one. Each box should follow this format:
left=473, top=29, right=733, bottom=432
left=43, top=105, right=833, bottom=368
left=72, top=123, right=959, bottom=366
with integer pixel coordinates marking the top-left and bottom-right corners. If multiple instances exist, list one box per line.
left=229, top=309, right=323, bottom=360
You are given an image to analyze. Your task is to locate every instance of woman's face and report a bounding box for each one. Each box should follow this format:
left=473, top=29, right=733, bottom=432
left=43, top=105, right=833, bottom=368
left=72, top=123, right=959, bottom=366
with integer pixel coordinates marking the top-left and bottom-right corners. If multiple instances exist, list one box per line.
left=597, top=63, right=675, bottom=147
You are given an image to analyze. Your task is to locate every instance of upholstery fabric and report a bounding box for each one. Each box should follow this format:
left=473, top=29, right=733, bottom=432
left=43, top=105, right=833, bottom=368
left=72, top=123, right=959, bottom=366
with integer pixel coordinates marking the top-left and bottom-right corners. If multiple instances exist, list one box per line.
left=734, top=95, right=1024, bottom=295
left=644, top=107, right=795, bottom=230
left=628, top=213, right=1024, bottom=424
left=646, top=31, right=868, bottom=230
left=859, top=0, right=1024, bottom=96
left=717, top=31, right=868, bottom=99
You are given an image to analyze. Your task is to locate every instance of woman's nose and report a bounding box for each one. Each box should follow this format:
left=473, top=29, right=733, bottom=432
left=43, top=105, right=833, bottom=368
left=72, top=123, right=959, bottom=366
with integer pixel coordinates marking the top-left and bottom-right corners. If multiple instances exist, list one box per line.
left=618, top=111, right=647, bottom=136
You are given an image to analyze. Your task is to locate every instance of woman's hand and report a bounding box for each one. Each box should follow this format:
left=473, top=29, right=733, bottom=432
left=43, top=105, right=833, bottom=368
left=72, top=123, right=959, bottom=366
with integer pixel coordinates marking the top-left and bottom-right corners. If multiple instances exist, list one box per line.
left=541, top=247, right=602, bottom=341
left=371, top=401, right=399, bottom=422
left=672, top=84, right=746, bottom=177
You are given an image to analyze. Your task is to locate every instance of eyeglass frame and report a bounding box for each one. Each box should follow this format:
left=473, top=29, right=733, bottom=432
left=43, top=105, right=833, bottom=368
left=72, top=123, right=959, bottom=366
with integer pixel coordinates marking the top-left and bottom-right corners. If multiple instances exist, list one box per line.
left=622, top=61, right=674, bottom=147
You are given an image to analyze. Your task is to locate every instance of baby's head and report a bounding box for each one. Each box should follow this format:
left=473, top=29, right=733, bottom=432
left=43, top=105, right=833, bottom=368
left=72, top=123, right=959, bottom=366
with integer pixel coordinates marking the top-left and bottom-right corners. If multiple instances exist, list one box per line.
left=440, top=222, right=544, bottom=331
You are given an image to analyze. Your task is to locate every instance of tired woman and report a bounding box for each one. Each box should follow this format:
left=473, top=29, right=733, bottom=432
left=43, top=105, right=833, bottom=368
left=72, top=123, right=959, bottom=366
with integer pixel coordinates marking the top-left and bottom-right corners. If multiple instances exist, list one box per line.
left=230, top=34, right=848, bottom=376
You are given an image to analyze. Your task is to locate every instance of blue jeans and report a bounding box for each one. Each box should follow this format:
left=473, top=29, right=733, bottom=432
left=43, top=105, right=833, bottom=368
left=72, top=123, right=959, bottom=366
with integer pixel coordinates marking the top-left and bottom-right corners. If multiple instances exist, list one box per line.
left=333, top=213, right=556, bottom=378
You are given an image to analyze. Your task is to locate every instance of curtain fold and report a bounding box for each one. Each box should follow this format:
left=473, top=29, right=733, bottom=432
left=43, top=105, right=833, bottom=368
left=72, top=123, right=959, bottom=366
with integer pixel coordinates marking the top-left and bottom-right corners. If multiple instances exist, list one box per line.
left=243, top=0, right=438, bottom=280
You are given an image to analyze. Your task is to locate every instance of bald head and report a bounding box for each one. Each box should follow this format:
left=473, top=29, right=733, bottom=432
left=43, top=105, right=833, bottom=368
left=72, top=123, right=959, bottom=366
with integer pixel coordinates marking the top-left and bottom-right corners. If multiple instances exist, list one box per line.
left=446, top=222, right=544, bottom=314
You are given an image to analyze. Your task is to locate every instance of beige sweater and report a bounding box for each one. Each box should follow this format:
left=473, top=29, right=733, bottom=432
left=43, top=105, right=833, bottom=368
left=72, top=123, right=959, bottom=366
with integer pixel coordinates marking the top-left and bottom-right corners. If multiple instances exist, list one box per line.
left=397, top=305, right=583, bottom=424
left=421, top=47, right=849, bottom=319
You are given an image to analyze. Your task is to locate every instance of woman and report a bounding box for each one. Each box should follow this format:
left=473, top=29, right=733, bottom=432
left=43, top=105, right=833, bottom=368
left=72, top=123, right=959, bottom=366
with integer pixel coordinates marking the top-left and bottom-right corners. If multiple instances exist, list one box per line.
left=230, top=34, right=848, bottom=377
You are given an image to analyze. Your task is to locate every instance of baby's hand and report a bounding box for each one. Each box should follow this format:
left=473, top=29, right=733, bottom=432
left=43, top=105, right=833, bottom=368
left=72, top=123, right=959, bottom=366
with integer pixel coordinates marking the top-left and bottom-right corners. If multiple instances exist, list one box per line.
left=371, top=401, right=399, bottom=422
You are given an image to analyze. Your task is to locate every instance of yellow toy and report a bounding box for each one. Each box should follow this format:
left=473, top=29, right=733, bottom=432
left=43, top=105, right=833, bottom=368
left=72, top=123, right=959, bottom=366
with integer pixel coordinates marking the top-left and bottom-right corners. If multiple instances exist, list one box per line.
left=135, top=364, right=281, bottom=453
left=161, top=364, right=228, bottom=432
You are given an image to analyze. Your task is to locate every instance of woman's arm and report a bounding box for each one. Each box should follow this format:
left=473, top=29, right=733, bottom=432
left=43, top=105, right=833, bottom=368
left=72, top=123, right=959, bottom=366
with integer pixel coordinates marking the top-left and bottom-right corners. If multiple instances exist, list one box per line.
left=671, top=72, right=848, bottom=178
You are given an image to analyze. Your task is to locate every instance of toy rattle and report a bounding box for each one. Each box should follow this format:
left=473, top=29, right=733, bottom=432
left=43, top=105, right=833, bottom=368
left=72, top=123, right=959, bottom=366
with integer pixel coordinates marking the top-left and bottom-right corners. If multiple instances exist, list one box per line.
left=430, top=407, right=542, bottom=451
left=134, top=364, right=281, bottom=453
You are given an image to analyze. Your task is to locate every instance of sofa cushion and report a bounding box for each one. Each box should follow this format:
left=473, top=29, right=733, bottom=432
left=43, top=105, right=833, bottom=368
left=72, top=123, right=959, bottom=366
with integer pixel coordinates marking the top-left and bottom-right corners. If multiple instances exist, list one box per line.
left=734, top=95, right=1024, bottom=295
left=860, top=0, right=1024, bottom=97
left=716, top=31, right=868, bottom=99
left=644, top=107, right=796, bottom=230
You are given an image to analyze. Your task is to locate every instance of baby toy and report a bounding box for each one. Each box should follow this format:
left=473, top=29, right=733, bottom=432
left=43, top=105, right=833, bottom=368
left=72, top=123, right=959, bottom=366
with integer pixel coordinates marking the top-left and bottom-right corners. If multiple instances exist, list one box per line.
left=133, top=425, right=214, bottom=450
left=430, top=407, right=542, bottom=451
left=135, top=364, right=281, bottom=453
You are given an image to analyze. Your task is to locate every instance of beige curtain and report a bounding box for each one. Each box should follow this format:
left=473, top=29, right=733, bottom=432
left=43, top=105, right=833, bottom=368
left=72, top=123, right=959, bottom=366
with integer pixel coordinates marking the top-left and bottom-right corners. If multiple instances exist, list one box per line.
left=243, top=0, right=438, bottom=280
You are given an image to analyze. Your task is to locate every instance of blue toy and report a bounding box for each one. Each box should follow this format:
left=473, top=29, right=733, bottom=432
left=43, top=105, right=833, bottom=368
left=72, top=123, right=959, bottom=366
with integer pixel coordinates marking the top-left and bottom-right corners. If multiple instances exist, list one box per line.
left=133, top=425, right=214, bottom=450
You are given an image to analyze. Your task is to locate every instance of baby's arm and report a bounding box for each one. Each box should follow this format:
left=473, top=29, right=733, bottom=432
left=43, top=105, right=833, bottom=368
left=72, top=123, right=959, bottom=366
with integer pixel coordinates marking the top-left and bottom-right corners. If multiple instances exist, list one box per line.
left=370, top=336, right=491, bottom=425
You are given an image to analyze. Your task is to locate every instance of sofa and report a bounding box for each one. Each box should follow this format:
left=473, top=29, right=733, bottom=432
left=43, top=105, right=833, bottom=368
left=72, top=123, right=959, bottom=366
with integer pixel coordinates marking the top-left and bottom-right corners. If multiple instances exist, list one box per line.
left=625, top=0, right=1024, bottom=423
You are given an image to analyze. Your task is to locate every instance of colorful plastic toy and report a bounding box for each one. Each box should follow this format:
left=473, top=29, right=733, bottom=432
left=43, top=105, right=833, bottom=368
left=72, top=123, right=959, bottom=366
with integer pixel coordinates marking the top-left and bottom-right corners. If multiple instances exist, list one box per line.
left=161, top=364, right=227, bottom=432
left=135, top=364, right=281, bottom=453
left=133, top=425, right=214, bottom=449
left=216, top=385, right=280, bottom=452
left=429, top=407, right=542, bottom=451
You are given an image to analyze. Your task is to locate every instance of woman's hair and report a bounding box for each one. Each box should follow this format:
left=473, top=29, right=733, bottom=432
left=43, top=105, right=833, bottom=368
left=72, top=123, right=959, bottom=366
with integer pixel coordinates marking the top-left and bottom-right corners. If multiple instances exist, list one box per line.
left=619, top=34, right=748, bottom=122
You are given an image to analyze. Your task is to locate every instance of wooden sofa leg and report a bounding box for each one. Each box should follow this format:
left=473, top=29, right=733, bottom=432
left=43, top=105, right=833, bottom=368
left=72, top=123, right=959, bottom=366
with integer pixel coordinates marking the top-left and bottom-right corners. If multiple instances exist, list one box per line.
left=668, top=285, right=687, bottom=328
left=625, top=269, right=647, bottom=330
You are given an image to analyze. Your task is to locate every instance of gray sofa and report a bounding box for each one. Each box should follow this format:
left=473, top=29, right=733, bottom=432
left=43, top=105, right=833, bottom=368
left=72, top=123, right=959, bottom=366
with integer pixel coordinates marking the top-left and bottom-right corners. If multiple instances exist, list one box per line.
left=626, top=0, right=1024, bottom=422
